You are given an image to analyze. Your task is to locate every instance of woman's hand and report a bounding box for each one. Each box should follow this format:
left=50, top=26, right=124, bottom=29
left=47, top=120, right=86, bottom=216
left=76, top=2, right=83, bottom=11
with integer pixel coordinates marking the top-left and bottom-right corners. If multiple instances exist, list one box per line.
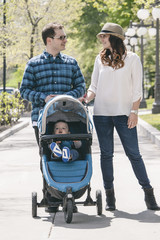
left=128, top=99, right=140, bottom=128
left=85, top=90, right=95, bottom=104
left=127, top=113, right=138, bottom=129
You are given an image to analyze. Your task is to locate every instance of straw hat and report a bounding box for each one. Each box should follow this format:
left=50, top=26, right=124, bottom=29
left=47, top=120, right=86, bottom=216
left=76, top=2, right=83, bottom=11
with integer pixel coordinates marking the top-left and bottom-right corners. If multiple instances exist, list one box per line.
left=97, top=22, right=125, bottom=40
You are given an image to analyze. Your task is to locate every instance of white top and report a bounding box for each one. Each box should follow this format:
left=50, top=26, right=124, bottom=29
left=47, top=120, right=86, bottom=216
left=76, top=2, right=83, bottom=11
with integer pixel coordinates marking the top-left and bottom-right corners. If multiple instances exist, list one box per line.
left=88, top=51, right=142, bottom=116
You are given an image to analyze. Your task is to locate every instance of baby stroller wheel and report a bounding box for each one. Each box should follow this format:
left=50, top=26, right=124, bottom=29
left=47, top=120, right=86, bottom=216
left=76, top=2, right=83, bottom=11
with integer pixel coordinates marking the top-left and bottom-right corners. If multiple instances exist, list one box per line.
left=64, top=199, right=73, bottom=223
left=32, top=192, right=37, bottom=218
left=96, top=190, right=102, bottom=215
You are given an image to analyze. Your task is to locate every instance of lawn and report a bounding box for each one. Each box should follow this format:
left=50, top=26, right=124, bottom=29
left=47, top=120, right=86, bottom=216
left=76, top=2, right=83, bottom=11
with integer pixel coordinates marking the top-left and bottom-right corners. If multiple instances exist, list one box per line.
left=139, top=98, right=160, bottom=131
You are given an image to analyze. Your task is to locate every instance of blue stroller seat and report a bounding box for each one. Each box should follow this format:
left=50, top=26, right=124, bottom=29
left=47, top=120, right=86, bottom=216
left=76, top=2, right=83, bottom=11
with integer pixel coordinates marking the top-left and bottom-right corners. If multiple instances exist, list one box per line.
left=48, top=160, right=87, bottom=183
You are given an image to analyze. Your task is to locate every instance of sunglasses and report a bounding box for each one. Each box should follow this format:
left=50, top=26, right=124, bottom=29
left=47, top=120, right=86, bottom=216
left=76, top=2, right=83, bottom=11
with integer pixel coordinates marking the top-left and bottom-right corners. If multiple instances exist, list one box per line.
left=98, top=34, right=109, bottom=39
left=50, top=35, right=67, bottom=41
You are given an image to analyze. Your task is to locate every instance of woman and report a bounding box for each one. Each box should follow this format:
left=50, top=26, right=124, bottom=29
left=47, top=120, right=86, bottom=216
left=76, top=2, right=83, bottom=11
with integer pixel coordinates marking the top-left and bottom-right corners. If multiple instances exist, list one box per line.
left=85, top=22, right=160, bottom=211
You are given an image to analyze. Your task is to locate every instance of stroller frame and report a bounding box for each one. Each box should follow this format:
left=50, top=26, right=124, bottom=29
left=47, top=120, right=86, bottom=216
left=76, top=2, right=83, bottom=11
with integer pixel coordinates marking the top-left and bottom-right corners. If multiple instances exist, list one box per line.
left=32, top=95, right=102, bottom=223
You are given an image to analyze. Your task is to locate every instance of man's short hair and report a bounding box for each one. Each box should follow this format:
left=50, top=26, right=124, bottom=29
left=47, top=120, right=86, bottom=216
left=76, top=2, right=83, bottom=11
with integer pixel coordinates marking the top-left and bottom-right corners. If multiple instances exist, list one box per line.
left=42, top=22, right=64, bottom=45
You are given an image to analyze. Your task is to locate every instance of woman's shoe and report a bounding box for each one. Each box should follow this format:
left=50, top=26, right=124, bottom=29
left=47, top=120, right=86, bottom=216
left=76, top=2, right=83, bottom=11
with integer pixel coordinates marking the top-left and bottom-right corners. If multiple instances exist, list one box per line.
left=105, top=188, right=116, bottom=211
left=143, top=188, right=160, bottom=210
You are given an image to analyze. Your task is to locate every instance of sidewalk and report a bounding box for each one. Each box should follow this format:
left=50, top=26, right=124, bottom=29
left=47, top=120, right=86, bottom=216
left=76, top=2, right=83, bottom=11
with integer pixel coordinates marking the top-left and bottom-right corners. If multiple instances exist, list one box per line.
left=0, top=112, right=31, bottom=142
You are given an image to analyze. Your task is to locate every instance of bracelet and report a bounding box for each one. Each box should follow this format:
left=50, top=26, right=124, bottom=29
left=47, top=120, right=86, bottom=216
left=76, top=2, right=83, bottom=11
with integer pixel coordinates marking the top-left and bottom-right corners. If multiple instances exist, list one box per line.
left=130, top=110, right=138, bottom=115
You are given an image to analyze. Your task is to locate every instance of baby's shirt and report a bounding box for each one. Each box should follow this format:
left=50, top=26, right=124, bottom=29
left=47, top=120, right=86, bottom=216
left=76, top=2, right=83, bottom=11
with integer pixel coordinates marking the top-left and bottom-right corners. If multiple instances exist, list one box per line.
left=59, top=140, right=82, bottom=150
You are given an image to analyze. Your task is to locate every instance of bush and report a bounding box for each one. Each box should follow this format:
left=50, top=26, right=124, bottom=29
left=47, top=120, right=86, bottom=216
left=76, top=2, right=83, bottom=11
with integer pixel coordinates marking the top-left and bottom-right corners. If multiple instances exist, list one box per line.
left=0, top=92, right=24, bottom=126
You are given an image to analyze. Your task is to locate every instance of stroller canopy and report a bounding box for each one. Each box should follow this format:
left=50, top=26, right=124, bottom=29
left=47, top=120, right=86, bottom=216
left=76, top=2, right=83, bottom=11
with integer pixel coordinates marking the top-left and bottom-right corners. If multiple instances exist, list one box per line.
left=38, top=95, right=92, bottom=135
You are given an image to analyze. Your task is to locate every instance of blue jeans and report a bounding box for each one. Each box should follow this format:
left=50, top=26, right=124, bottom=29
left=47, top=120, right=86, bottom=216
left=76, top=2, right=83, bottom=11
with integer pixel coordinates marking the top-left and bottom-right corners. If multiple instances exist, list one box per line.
left=93, top=115, right=152, bottom=190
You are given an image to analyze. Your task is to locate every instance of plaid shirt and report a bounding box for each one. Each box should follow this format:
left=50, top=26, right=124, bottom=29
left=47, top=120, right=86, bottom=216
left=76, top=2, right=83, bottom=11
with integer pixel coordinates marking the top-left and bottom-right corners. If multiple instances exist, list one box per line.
left=20, top=51, right=85, bottom=123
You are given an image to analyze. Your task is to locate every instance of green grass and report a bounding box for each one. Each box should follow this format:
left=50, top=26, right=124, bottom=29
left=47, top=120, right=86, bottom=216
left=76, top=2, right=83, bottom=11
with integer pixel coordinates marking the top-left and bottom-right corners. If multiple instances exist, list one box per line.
left=0, top=67, right=24, bottom=89
left=140, top=114, right=160, bottom=131
left=139, top=98, right=160, bottom=131
left=145, top=98, right=154, bottom=110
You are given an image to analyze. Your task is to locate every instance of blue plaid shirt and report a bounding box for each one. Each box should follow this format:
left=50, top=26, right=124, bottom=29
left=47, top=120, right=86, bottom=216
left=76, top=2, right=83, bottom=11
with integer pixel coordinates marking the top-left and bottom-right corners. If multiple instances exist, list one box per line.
left=20, top=51, right=85, bottom=123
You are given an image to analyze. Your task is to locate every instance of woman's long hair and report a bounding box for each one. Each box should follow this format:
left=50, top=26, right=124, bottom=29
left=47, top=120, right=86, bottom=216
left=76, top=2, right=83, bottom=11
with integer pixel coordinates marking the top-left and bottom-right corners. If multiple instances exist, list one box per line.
left=100, top=35, right=127, bottom=69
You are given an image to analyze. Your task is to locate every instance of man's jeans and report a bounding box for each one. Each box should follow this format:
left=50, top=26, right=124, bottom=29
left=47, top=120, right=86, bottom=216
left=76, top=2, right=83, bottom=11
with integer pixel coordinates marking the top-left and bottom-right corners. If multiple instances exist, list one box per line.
left=93, top=115, right=152, bottom=190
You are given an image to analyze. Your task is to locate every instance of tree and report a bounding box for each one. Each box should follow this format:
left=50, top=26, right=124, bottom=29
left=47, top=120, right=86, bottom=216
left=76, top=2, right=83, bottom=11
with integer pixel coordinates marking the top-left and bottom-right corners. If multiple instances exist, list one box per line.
left=0, top=0, right=74, bottom=67
left=7, top=0, right=67, bottom=62
left=67, top=0, right=107, bottom=87
left=0, top=0, right=75, bottom=86
left=69, top=0, right=140, bottom=87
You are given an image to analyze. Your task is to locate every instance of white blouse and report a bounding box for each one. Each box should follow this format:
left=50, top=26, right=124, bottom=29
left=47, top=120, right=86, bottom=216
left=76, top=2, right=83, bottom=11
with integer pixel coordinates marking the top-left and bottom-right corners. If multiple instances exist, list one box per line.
left=88, top=51, right=142, bottom=116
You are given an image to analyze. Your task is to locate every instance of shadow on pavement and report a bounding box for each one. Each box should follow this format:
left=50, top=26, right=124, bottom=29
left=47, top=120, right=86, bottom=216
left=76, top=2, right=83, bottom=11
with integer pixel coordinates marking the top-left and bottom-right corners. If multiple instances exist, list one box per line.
left=41, top=210, right=112, bottom=229
left=113, top=210, right=160, bottom=223
left=39, top=208, right=160, bottom=229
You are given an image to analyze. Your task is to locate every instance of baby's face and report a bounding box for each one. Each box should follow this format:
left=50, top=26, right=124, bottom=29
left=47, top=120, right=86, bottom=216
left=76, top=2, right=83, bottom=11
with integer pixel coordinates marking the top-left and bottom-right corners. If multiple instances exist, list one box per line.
left=54, top=122, right=69, bottom=134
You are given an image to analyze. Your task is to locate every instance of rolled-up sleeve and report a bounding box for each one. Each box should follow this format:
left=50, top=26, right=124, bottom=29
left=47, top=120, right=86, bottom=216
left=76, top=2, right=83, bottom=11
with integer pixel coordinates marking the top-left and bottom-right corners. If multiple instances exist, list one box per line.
left=88, top=55, right=100, bottom=94
left=20, top=62, right=47, bottom=105
left=131, top=55, right=143, bottom=102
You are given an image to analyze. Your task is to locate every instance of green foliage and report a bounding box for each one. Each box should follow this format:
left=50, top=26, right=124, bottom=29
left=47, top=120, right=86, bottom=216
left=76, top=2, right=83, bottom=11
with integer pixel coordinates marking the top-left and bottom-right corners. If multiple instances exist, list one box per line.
left=0, top=92, right=24, bottom=126
left=146, top=98, right=154, bottom=109
left=144, top=38, right=156, bottom=85
left=70, top=0, right=142, bottom=88
left=70, top=0, right=108, bottom=87
left=0, top=0, right=72, bottom=69
left=104, top=0, right=139, bottom=27
left=6, top=67, right=24, bottom=89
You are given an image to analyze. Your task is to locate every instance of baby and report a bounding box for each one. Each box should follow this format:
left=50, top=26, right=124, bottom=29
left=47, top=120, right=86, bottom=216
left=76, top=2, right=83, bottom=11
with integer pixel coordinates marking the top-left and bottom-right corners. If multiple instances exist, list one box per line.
left=49, top=121, right=82, bottom=163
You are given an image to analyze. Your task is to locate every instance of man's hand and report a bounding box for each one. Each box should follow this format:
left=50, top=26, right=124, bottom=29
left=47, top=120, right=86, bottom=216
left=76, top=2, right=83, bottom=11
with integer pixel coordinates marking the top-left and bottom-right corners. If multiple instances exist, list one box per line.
left=45, top=94, right=58, bottom=103
left=78, top=96, right=85, bottom=103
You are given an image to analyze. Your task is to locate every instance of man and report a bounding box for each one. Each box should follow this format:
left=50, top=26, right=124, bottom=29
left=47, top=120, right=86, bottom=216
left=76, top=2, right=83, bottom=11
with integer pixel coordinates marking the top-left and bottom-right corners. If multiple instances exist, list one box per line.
left=20, top=23, right=85, bottom=213
left=20, top=22, right=85, bottom=144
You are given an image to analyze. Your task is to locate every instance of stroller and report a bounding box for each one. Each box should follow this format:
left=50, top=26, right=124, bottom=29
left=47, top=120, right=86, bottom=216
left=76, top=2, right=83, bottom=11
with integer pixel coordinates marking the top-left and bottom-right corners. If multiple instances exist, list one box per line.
left=31, top=95, right=102, bottom=223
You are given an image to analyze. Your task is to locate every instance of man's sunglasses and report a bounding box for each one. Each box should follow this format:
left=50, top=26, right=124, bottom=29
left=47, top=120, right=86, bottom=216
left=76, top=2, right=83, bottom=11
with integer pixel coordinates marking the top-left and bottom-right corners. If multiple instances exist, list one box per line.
left=50, top=35, right=67, bottom=41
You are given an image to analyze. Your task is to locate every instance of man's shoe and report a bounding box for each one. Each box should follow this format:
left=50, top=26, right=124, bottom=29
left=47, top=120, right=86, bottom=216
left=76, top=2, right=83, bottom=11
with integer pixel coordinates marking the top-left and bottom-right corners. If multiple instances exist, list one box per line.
left=50, top=142, right=62, bottom=158
left=45, top=206, right=59, bottom=213
left=62, top=147, right=70, bottom=163
left=73, top=205, right=78, bottom=213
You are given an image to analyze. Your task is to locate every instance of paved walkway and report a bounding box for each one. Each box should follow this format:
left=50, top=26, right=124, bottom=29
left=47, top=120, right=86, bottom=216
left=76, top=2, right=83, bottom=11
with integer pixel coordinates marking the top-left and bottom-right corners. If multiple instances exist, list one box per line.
left=0, top=112, right=160, bottom=240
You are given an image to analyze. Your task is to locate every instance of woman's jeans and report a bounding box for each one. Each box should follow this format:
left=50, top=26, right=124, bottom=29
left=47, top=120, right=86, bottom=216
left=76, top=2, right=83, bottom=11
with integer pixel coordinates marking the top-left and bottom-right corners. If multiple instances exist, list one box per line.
left=93, top=115, right=152, bottom=190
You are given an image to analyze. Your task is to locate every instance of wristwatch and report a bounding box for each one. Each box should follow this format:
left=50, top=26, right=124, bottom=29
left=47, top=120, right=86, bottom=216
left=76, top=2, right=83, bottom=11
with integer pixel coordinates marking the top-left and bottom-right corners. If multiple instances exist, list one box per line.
left=130, top=110, right=138, bottom=115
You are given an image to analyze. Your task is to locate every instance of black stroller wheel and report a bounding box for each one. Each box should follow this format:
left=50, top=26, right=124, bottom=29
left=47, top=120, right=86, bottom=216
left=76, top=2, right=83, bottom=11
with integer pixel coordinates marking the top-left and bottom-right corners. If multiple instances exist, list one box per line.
left=96, top=190, right=102, bottom=215
left=32, top=192, right=37, bottom=218
left=64, top=199, right=73, bottom=223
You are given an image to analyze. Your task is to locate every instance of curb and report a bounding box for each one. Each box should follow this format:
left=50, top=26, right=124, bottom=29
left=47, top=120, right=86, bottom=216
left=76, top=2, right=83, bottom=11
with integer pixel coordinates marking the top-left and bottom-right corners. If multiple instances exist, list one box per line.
left=138, top=117, right=160, bottom=148
left=0, top=117, right=30, bottom=142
